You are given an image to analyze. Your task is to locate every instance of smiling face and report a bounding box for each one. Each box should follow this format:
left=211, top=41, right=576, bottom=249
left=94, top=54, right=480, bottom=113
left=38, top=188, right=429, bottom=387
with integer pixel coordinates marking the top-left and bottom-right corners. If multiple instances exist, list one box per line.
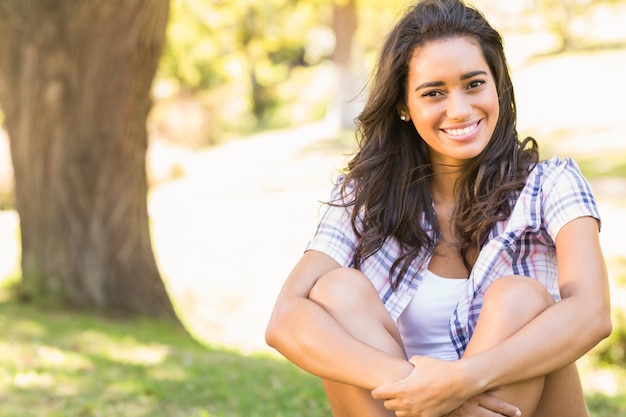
left=401, top=36, right=499, bottom=168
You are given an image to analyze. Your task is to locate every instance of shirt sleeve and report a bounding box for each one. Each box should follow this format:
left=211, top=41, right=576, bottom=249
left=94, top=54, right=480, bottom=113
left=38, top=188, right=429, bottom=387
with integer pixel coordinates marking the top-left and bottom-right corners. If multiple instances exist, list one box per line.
left=305, top=177, right=358, bottom=267
left=541, top=156, right=601, bottom=240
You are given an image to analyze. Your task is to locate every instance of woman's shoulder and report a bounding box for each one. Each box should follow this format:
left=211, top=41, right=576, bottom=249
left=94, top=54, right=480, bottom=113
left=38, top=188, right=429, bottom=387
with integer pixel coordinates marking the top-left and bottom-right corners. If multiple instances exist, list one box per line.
left=529, top=155, right=588, bottom=188
left=517, top=156, right=596, bottom=217
left=533, top=155, right=581, bottom=172
left=524, top=157, right=600, bottom=236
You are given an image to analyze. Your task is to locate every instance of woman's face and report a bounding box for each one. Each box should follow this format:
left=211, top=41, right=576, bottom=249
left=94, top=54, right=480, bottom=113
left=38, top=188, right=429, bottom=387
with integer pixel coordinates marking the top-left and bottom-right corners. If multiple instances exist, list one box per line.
left=402, top=36, right=499, bottom=167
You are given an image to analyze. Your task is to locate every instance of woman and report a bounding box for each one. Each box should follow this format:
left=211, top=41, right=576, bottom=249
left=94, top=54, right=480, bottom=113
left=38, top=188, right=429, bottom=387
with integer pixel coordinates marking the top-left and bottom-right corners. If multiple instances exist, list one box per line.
left=265, top=0, right=611, bottom=416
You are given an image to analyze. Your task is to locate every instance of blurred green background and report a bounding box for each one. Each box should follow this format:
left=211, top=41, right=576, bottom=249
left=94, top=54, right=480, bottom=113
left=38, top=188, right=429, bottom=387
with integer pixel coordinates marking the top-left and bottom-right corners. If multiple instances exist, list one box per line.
left=1, top=0, right=625, bottom=415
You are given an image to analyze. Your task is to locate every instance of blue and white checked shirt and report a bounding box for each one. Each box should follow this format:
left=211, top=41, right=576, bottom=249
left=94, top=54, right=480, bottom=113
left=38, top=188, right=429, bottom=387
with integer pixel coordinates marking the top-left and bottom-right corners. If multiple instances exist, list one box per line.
left=306, top=156, right=601, bottom=357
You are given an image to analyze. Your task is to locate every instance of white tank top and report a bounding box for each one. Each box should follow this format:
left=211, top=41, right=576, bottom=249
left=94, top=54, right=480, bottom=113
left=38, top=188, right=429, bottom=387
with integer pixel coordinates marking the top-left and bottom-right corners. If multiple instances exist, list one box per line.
left=397, top=269, right=468, bottom=361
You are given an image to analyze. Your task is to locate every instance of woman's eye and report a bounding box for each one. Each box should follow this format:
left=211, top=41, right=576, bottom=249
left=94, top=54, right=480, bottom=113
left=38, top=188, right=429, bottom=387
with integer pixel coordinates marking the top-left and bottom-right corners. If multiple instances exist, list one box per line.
left=422, top=90, right=442, bottom=97
left=467, top=80, right=485, bottom=89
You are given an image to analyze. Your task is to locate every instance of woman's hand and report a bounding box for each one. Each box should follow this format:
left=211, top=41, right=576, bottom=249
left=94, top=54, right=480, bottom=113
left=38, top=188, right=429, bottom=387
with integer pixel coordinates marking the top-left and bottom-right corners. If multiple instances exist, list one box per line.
left=444, top=393, right=521, bottom=417
left=372, top=355, right=466, bottom=416
left=372, top=355, right=520, bottom=417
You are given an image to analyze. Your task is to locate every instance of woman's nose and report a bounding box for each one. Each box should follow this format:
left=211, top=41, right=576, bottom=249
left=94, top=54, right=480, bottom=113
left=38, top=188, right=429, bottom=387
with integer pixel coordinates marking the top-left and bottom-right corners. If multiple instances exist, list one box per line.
left=446, top=91, right=471, bottom=121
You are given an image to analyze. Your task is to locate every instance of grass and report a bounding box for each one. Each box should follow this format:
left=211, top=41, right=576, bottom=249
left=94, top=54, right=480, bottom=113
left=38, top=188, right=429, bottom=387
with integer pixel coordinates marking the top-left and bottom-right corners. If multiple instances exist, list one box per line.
left=2, top=261, right=626, bottom=417
left=0, top=290, right=330, bottom=417
left=1, top=287, right=626, bottom=417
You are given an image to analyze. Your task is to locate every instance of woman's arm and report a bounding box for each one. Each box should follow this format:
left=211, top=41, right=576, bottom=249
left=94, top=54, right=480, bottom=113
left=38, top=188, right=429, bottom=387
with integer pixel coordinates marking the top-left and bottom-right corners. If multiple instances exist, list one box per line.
left=265, top=250, right=413, bottom=389
left=373, top=216, right=611, bottom=415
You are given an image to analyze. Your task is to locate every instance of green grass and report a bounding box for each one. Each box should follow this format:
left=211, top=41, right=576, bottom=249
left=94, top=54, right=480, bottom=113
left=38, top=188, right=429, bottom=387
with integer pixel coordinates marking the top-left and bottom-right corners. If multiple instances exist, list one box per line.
left=2, top=293, right=625, bottom=417
left=2, top=266, right=626, bottom=416
left=0, top=291, right=330, bottom=417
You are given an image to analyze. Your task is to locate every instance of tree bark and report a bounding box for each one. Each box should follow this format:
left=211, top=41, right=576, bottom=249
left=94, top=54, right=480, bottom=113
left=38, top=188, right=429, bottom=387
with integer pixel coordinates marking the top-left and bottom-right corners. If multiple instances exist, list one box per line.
left=0, top=0, right=177, bottom=318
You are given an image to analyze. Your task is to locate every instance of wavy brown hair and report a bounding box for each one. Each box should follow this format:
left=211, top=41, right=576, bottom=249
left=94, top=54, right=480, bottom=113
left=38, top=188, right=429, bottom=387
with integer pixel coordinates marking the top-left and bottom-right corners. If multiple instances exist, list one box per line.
left=337, top=0, right=539, bottom=289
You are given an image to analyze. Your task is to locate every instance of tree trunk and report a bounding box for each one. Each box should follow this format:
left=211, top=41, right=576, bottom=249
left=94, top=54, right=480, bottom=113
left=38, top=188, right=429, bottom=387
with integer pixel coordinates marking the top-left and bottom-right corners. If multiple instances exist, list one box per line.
left=0, top=0, right=177, bottom=318
left=330, top=0, right=360, bottom=130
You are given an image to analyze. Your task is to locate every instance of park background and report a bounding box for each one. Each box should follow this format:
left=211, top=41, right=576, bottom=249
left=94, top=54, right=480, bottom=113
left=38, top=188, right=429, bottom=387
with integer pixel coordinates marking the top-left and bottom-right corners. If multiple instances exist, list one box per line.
left=0, top=0, right=626, bottom=415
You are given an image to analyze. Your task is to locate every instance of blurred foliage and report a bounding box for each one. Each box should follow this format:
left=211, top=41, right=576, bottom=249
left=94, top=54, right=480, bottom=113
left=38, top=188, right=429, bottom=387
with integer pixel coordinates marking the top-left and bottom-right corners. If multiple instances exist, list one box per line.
left=152, top=0, right=410, bottom=146
left=154, top=0, right=335, bottom=145
left=530, top=0, right=626, bottom=52
left=594, top=310, right=626, bottom=366
left=576, top=153, right=626, bottom=179
left=591, top=257, right=626, bottom=366
left=586, top=392, right=626, bottom=417
left=161, top=0, right=325, bottom=93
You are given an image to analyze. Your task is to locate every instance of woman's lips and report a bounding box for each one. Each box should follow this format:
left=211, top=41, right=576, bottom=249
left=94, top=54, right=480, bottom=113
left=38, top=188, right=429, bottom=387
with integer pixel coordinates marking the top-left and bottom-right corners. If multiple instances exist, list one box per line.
left=441, top=120, right=481, bottom=139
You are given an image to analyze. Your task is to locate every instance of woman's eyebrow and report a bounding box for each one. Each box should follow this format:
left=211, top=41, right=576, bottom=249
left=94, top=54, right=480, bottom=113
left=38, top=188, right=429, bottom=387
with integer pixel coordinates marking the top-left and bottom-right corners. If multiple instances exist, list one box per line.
left=415, top=70, right=488, bottom=92
left=415, top=80, right=444, bottom=92
left=461, top=70, right=488, bottom=80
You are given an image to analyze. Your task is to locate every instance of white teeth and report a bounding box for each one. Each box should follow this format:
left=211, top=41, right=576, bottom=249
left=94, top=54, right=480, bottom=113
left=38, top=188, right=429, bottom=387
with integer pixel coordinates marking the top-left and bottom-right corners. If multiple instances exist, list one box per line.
left=445, top=123, right=478, bottom=137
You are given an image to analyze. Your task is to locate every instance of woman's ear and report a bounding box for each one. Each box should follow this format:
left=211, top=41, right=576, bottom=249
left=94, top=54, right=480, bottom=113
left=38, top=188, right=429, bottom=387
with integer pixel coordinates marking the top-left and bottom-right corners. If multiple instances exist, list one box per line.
left=397, top=106, right=410, bottom=122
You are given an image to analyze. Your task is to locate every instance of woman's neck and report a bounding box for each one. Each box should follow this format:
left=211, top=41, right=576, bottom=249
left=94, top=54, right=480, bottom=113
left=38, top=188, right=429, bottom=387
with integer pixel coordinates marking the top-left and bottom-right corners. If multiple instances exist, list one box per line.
left=430, top=164, right=462, bottom=206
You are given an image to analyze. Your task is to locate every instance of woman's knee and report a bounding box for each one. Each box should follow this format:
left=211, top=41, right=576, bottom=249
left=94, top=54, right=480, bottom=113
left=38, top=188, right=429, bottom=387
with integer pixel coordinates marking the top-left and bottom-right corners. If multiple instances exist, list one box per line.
left=483, top=275, right=555, bottom=324
left=309, top=268, right=405, bottom=357
left=309, top=267, right=378, bottom=310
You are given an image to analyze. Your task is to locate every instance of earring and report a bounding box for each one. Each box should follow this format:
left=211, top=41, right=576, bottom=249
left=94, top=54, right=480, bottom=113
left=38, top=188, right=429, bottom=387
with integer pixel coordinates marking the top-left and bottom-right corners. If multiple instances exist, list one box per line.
left=400, top=115, right=406, bottom=121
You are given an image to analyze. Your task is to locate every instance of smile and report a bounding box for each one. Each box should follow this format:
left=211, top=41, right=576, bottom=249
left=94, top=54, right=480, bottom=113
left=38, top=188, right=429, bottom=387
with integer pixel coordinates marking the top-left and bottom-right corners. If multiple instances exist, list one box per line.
left=442, top=121, right=480, bottom=137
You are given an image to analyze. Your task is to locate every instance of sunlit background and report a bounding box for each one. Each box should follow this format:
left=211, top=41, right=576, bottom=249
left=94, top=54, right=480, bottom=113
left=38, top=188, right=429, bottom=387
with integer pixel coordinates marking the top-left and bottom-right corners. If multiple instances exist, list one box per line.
left=1, top=0, right=625, bottom=415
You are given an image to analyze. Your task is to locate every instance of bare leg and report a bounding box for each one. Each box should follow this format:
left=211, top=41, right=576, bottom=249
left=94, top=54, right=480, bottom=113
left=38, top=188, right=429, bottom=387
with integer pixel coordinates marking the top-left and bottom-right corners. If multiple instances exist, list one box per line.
left=464, top=276, right=589, bottom=416
left=308, top=268, right=409, bottom=417
left=533, top=364, right=589, bottom=417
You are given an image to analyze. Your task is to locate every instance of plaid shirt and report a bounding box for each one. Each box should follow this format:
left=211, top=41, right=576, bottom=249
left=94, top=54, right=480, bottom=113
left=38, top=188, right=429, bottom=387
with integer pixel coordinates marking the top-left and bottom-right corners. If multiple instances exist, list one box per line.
left=306, top=157, right=600, bottom=357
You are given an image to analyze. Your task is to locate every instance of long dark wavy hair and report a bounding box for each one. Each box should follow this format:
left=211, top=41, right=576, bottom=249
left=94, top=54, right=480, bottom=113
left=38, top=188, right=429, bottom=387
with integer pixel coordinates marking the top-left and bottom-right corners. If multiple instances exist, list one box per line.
left=338, top=0, right=539, bottom=289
